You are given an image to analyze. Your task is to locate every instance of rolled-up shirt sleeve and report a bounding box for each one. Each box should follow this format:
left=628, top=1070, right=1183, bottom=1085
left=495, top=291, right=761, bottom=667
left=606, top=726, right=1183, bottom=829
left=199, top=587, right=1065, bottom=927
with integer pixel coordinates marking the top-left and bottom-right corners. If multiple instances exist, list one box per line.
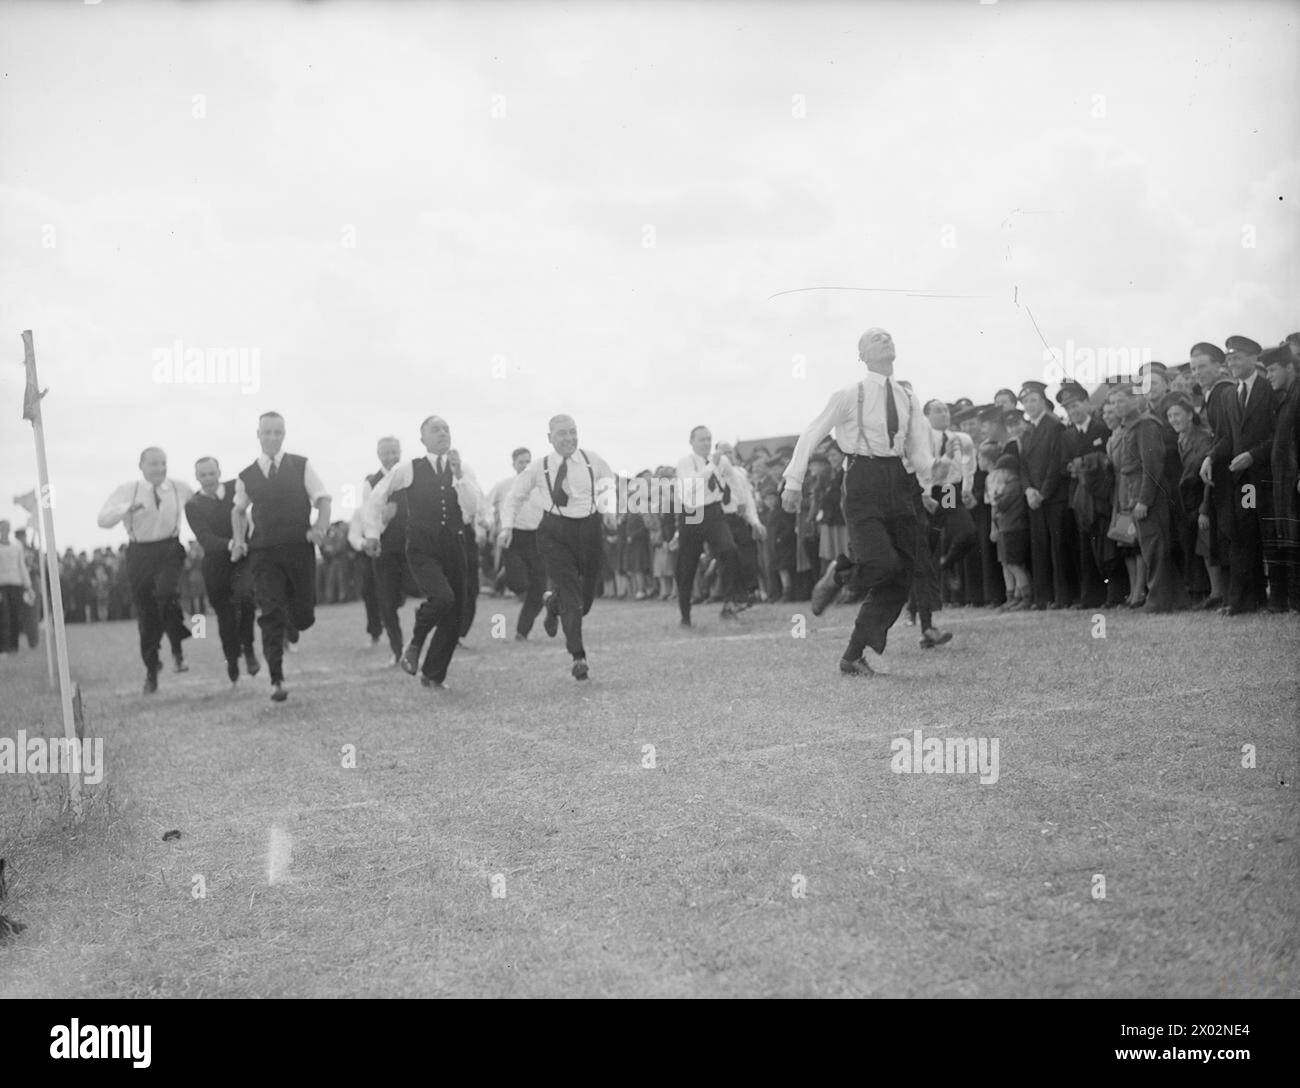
left=97, top=482, right=137, bottom=528
left=456, top=465, right=483, bottom=524
left=303, top=460, right=330, bottom=503
left=502, top=461, right=543, bottom=531
left=363, top=462, right=409, bottom=540
left=783, top=391, right=842, bottom=492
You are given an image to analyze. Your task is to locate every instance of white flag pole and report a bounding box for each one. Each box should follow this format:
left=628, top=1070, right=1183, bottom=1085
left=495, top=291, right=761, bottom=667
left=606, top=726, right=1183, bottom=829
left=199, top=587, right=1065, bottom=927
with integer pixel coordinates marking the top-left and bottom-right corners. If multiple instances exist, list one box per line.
left=21, top=330, right=82, bottom=821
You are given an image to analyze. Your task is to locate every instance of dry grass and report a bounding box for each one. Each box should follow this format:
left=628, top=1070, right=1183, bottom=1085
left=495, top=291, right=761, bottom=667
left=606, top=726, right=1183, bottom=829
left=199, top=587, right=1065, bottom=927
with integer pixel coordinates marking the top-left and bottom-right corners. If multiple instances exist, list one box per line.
left=1, top=597, right=1296, bottom=997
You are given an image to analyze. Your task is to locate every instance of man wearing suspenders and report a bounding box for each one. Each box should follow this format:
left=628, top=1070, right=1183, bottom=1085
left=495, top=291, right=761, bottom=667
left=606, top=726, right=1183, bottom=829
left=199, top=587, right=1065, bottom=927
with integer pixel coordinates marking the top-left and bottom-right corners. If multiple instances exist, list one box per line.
left=97, top=447, right=195, bottom=693
left=674, top=426, right=746, bottom=626
left=499, top=414, right=616, bottom=681
left=783, top=328, right=934, bottom=676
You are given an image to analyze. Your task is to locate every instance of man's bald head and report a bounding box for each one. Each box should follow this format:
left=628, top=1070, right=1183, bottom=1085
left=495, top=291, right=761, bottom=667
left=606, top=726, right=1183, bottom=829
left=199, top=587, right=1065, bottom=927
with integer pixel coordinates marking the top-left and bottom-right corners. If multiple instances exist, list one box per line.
left=858, top=327, right=896, bottom=374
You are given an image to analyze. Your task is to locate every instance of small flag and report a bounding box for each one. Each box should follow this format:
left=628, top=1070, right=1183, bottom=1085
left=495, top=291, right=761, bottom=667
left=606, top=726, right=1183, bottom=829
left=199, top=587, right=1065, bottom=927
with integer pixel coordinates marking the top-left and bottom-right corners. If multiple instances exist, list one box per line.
left=21, top=347, right=46, bottom=423
left=13, top=490, right=37, bottom=515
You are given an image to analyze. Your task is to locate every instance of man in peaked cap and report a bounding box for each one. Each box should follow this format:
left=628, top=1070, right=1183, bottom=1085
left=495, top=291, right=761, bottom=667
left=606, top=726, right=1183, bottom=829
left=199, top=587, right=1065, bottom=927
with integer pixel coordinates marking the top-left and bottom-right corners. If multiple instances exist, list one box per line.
left=1192, top=342, right=1234, bottom=608
left=993, top=388, right=1019, bottom=412
left=1215, top=336, right=1276, bottom=613
left=1017, top=379, right=1070, bottom=607
left=1058, top=380, right=1111, bottom=608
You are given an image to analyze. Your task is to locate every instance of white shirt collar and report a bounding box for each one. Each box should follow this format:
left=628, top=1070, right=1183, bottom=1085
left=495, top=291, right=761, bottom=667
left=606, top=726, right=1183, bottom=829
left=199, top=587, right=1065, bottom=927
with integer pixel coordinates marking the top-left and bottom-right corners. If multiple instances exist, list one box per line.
left=200, top=482, right=226, bottom=501
left=258, top=452, right=282, bottom=472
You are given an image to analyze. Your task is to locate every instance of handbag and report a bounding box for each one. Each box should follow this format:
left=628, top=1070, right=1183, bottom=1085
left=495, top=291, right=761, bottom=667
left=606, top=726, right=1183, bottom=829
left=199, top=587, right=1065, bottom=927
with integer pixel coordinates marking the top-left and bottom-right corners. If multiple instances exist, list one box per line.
left=1107, top=508, right=1138, bottom=545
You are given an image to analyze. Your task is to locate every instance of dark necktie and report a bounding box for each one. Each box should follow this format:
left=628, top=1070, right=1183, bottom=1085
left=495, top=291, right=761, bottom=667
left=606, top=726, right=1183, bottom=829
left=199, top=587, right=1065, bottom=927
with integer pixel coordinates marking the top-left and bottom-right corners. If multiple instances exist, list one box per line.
left=152, top=485, right=161, bottom=508
left=884, top=378, right=900, bottom=448
left=551, top=456, right=569, bottom=508
left=705, top=461, right=732, bottom=504
left=938, top=431, right=948, bottom=457
left=1238, top=382, right=1248, bottom=410
left=436, top=455, right=444, bottom=477
left=267, top=457, right=278, bottom=481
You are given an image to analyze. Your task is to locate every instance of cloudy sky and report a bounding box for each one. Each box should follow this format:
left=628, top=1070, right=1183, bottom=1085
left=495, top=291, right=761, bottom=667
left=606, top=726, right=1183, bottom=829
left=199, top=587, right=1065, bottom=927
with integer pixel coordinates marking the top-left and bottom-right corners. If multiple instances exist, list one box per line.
left=1, top=0, right=1296, bottom=547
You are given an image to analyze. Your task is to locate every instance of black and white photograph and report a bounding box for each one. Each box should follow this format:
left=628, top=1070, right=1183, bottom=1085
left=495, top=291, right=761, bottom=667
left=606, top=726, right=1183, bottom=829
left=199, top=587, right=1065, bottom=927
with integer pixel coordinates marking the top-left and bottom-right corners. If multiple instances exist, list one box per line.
left=0, top=0, right=1296, bottom=1041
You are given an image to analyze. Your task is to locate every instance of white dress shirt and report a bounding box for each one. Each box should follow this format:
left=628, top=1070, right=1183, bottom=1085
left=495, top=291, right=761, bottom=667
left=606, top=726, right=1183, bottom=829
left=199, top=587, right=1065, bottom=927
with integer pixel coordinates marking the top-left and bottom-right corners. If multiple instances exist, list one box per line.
left=784, top=370, right=934, bottom=491
left=0, top=540, right=33, bottom=589
left=231, top=452, right=330, bottom=513
left=493, top=473, right=546, bottom=532
left=503, top=449, right=616, bottom=526
left=719, top=467, right=763, bottom=528
left=98, top=478, right=194, bottom=541
left=348, top=467, right=390, bottom=551
left=930, top=428, right=976, bottom=495
left=362, top=455, right=480, bottom=541
left=674, top=453, right=740, bottom=513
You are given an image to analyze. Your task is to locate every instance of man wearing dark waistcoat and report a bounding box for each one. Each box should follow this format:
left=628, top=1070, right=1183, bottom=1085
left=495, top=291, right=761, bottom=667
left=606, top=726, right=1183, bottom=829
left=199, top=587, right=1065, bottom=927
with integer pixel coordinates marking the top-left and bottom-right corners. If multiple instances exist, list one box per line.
left=499, top=414, right=616, bottom=681
left=184, top=456, right=260, bottom=685
left=97, top=447, right=194, bottom=693
left=230, top=412, right=331, bottom=702
left=363, top=416, right=479, bottom=691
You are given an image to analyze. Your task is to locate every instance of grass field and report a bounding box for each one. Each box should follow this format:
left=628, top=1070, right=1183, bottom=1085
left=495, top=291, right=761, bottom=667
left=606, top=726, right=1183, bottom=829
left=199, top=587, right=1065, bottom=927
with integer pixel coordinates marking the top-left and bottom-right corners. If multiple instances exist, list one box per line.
left=1, top=596, right=1296, bottom=998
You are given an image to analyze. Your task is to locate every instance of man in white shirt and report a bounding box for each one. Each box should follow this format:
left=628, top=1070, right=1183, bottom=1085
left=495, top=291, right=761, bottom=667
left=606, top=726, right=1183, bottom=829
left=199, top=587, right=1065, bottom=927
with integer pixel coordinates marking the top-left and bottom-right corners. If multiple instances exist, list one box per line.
left=492, top=447, right=549, bottom=639
left=782, top=327, right=934, bottom=676
left=230, top=412, right=331, bottom=702
left=184, top=456, right=260, bottom=684
left=0, top=520, right=34, bottom=655
left=499, top=414, right=616, bottom=681
left=713, top=440, right=768, bottom=608
left=363, top=416, right=479, bottom=690
left=347, top=436, right=403, bottom=656
left=674, top=426, right=746, bottom=626
left=97, top=447, right=196, bottom=692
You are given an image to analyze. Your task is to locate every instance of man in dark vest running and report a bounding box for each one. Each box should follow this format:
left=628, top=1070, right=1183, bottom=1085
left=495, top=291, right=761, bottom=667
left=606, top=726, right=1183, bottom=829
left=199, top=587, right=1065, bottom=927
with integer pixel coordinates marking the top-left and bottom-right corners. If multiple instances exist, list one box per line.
left=230, top=412, right=332, bottom=702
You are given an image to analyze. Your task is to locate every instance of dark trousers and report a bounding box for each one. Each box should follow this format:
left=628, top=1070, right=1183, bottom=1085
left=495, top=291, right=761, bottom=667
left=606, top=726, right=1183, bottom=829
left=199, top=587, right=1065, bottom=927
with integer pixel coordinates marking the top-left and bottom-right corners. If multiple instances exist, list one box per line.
left=908, top=496, right=942, bottom=628
left=459, top=523, right=480, bottom=639
left=407, top=529, right=466, bottom=683
left=505, top=528, right=547, bottom=637
left=973, top=502, right=1004, bottom=605
left=1228, top=469, right=1269, bottom=612
left=372, top=550, right=409, bottom=658
left=250, top=542, right=317, bottom=684
left=126, top=539, right=190, bottom=671
left=727, top=514, right=760, bottom=595
left=1028, top=498, right=1070, bottom=606
left=832, top=457, right=918, bottom=660
left=359, top=552, right=382, bottom=639
left=1137, top=493, right=1190, bottom=613
left=538, top=512, right=602, bottom=658
left=0, top=584, right=24, bottom=652
left=201, top=551, right=256, bottom=664
left=675, top=503, right=737, bottom=622
left=1071, top=502, right=1107, bottom=608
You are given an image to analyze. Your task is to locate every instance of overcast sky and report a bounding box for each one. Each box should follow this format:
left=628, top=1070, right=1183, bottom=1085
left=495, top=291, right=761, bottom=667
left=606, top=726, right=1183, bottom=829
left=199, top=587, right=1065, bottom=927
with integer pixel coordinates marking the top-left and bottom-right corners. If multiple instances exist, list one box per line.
left=1, top=0, right=1296, bottom=548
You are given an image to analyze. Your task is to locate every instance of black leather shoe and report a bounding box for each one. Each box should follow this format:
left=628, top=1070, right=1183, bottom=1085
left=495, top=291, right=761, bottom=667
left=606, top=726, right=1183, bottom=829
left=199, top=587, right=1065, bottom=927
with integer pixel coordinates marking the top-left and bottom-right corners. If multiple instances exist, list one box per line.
left=1201, top=596, right=1223, bottom=611
left=226, top=659, right=240, bottom=684
left=420, top=676, right=448, bottom=690
left=243, top=648, right=261, bottom=676
left=173, top=653, right=189, bottom=674
left=143, top=669, right=159, bottom=695
left=543, top=592, right=559, bottom=638
left=839, top=657, right=875, bottom=677
left=514, top=632, right=528, bottom=641
left=920, top=627, right=953, bottom=649
left=572, top=658, right=589, bottom=681
left=810, top=565, right=841, bottom=616
left=270, top=682, right=288, bottom=702
left=720, top=603, right=738, bottom=621
left=399, top=644, right=420, bottom=675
